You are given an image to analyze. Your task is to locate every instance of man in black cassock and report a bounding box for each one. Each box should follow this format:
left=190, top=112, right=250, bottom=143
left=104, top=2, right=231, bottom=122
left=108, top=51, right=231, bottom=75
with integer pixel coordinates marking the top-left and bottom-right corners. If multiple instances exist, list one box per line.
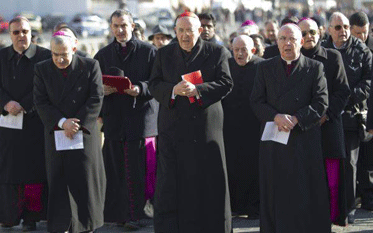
left=149, top=11, right=232, bottom=233
left=299, top=17, right=350, bottom=225
left=223, top=34, right=263, bottom=218
left=250, top=23, right=331, bottom=232
left=0, top=16, right=50, bottom=231
left=93, top=9, right=158, bottom=229
left=34, top=32, right=105, bottom=233
left=322, top=12, right=372, bottom=223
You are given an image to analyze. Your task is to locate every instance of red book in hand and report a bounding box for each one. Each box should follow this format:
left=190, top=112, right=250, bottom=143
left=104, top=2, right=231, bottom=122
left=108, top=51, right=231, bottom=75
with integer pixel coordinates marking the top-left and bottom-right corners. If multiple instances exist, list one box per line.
left=102, top=75, right=132, bottom=95
left=182, top=70, right=203, bottom=103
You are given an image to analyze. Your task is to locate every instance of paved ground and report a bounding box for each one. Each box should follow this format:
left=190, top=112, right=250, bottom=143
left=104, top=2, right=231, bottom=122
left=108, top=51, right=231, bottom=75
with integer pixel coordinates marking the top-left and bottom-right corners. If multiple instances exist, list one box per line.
left=2, top=207, right=373, bottom=233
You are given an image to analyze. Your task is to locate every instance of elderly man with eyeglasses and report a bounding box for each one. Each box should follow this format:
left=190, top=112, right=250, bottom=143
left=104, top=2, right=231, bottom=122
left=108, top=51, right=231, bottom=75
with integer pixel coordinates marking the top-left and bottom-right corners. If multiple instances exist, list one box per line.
left=0, top=16, right=50, bottom=231
left=299, top=17, right=350, bottom=226
left=250, top=23, right=331, bottom=233
left=323, top=11, right=373, bottom=224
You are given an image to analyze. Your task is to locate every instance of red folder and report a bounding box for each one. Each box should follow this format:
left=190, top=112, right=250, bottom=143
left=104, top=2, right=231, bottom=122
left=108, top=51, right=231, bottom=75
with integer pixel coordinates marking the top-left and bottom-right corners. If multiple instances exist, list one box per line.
left=102, top=75, right=132, bottom=94
left=182, top=70, right=203, bottom=103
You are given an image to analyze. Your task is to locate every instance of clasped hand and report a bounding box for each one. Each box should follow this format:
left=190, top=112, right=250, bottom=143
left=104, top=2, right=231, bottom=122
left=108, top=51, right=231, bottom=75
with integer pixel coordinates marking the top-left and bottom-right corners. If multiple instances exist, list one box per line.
left=62, top=118, right=80, bottom=139
left=274, top=114, right=298, bottom=132
left=174, top=80, right=198, bottom=97
left=4, top=100, right=24, bottom=116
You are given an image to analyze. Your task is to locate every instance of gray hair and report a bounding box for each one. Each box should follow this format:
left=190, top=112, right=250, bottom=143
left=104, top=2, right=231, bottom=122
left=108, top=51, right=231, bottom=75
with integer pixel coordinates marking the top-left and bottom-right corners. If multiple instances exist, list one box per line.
left=50, top=35, right=75, bottom=49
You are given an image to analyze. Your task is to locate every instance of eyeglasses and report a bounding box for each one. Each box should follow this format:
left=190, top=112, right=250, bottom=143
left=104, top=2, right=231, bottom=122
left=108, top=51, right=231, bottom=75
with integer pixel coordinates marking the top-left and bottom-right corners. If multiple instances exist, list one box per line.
left=301, top=29, right=318, bottom=37
left=330, top=25, right=349, bottom=31
left=278, top=36, right=298, bottom=43
left=11, top=29, right=29, bottom=35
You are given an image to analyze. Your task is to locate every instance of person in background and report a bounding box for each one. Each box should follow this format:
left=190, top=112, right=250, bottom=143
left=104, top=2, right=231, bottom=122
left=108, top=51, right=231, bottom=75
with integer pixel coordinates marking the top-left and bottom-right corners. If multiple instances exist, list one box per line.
left=133, top=22, right=146, bottom=41
left=264, top=19, right=279, bottom=45
left=322, top=11, right=372, bottom=224
left=223, top=35, right=263, bottom=219
left=237, top=19, right=259, bottom=36
left=250, top=34, right=265, bottom=57
left=0, top=16, right=50, bottom=232
left=148, top=24, right=173, bottom=49
left=299, top=17, right=350, bottom=226
left=227, top=31, right=238, bottom=52
left=349, top=11, right=373, bottom=212
left=198, top=13, right=224, bottom=45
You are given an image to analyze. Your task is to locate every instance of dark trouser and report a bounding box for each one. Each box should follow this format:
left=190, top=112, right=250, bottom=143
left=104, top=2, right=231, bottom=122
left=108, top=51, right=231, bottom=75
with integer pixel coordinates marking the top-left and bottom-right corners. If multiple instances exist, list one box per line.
left=0, top=183, right=46, bottom=225
left=103, top=138, right=156, bottom=222
left=357, top=139, right=373, bottom=206
left=344, top=130, right=360, bottom=214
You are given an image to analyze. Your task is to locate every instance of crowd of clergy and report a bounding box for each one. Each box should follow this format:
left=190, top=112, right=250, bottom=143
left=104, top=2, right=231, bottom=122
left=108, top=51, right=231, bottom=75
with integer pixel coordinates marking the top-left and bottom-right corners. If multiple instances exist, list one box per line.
left=1, top=6, right=373, bottom=233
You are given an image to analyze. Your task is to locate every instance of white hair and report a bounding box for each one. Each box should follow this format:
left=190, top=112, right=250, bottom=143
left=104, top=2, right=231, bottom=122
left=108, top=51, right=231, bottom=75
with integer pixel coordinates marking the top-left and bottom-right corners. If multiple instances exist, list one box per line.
left=232, top=35, right=254, bottom=49
left=278, top=24, right=302, bottom=40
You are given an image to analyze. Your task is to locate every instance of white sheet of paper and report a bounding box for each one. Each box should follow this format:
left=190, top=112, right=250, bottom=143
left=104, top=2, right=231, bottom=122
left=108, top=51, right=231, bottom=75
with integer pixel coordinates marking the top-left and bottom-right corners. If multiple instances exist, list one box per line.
left=54, top=130, right=84, bottom=151
left=261, top=121, right=290, bottom=145
left=0, top=111, right=23, bottom=129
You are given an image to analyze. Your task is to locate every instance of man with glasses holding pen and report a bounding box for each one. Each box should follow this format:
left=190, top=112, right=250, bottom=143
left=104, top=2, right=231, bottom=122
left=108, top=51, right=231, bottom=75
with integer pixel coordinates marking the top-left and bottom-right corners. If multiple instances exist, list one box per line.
left=323, top=12, right=373, bottom=224
left=0, top=16, right=50, bottom=231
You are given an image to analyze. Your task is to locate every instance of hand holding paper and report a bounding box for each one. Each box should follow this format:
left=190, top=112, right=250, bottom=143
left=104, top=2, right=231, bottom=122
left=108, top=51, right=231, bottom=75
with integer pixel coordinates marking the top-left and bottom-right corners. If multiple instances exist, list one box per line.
left=62, top=118, right=80, bottom=139
left=5, top=100, right=23, bottom=116
left=274, top=114, right=296, bottom=132
left=261, top=122, right=290, bottom=145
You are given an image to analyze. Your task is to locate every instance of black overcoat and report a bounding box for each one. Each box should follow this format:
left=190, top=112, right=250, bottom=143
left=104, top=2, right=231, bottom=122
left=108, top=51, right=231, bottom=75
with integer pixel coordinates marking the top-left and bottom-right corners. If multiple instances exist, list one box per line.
left=250, top=55, right=331, bottom=233
left=302, top=45, right=350, bottom=158
left=323, top=36, right=372, bottom=130
left=33, top=56, right=106, bottom=232
left=223, top=55, right=263, bottom=215
left=94, top=36, right=158, bottom=221
left=93, top=36, right=158, bottom=141
left=0, top=44, right=50, bottom=184
left=149, top=38, right=233, bottom=233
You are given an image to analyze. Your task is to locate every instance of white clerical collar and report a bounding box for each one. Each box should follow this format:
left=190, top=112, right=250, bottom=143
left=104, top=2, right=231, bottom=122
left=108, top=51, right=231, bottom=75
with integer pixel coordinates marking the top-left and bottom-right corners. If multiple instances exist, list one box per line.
left=281, top=54, right=300, bottom=64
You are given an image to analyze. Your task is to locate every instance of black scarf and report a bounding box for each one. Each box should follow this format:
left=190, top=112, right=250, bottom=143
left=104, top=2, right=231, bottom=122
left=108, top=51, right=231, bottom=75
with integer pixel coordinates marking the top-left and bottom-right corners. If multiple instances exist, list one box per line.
left=301, top=40, right=321, bottom=58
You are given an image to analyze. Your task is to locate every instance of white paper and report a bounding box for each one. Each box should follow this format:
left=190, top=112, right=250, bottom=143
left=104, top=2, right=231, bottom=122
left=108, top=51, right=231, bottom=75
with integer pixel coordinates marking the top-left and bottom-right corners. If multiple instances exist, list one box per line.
left=0, top=111, right=23, bottom=129
left=261, top=121, right=290, bottom=145
left=54, top=130, right=84, bottom=151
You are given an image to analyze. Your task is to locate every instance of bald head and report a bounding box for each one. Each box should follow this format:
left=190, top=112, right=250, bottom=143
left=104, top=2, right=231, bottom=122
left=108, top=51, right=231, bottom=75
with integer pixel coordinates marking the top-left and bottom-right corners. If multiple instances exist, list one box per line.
left=328, top=12, right=350, bottom=47
left=298, top=18, right=320, bottom=49
left=232, top=35, right=256, bottom=66
left=329, top=12, right=349, bottom=25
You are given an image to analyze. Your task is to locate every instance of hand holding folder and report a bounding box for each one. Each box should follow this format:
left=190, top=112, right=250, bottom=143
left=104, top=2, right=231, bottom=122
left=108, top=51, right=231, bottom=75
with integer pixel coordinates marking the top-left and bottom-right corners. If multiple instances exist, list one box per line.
left=182, top=70, right=203, bottom=103
left=102, top=75, right=132, bottom=94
